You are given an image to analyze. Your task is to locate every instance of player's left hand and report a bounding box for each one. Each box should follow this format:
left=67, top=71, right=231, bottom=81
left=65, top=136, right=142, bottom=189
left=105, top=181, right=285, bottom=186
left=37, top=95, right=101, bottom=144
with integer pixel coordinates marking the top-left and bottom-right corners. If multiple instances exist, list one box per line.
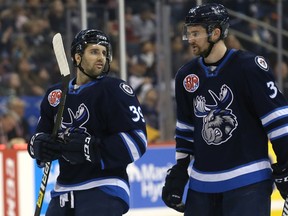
left=61, top=129, right=101, bottom=164
left=28, top=132, right=62, bottom=162
left=272, top=162, right=288, bottom=200
left=162, top=163, right=189, bottom=212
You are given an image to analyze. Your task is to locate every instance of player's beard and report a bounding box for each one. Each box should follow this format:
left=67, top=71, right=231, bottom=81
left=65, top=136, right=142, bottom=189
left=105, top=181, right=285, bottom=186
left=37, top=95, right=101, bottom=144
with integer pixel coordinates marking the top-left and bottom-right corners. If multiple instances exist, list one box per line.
left=190, top=44, right=206, bottom=57
left=89, top=66, right=103, bottom=77
left=190, top=44, right=199, bottom=56
left=84, top=61, right=104, bottom=77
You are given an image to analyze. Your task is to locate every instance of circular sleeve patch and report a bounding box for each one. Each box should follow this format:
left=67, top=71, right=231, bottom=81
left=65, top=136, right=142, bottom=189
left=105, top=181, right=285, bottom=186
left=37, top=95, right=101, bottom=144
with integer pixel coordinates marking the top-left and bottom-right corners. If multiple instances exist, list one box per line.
left=255, top=56, right=269, bottom=71
left=48, top=89, right=62, bottom=107
left=183, top=74, right=200, bottom=92
left=119, top=83, right=135, bottom=96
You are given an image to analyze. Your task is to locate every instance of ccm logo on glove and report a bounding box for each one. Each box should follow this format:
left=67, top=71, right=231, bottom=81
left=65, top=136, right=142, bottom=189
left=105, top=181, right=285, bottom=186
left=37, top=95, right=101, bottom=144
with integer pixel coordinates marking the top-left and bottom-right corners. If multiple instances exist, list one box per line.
left=275, top=177, right=288, bottom=183
left=84, top=137, right=92, bottom=162
left=61, top=130, right=101, bottom=164
left=272, top=162, right=288, bottom=200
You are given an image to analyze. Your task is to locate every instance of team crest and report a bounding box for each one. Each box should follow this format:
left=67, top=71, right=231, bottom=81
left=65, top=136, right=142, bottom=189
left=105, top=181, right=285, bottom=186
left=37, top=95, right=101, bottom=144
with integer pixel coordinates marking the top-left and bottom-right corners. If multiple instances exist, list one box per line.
left=183, top=74, right=199, bottom=92
left=48, top=89, right=62, bottom=107
left=194, top=85, right=238, bottom=145
left=61, top=103, right=90, bottom=135
left=120, top=83, right=135, bottom=96
left=255, top=56, right=269, bottom=71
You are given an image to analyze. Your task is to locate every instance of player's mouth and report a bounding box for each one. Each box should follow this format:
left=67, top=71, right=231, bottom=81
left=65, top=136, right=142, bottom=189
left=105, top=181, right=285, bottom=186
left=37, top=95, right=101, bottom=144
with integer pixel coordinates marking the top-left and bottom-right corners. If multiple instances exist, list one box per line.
left=95, top=63, right=103, bottom=69
left=191, top=45, right=198, bottom=52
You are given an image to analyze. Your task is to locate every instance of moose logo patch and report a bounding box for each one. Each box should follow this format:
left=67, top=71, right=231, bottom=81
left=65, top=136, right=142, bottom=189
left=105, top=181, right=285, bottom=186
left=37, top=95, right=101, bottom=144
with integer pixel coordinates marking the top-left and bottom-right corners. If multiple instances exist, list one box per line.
left=194, top=85, right=238, bottom=145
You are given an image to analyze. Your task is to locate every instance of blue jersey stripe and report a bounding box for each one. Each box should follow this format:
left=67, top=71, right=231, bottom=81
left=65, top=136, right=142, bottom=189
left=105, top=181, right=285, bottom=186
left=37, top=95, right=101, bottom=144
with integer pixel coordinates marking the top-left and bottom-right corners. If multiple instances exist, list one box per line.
left=189, top=160, right=271, bottom=193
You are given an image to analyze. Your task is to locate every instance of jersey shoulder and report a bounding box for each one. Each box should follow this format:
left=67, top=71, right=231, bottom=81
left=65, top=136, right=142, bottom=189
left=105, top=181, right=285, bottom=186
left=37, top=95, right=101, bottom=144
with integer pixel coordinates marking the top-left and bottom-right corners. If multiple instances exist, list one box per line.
left=175, top=58, right=199, bottom=79
left=46, top=82, right=62, bottom=93
left=41, top=82, right=64, bottom=107
left=234, top=50, right=271, bottom=74
left=100, top=76, right=137, bottom=98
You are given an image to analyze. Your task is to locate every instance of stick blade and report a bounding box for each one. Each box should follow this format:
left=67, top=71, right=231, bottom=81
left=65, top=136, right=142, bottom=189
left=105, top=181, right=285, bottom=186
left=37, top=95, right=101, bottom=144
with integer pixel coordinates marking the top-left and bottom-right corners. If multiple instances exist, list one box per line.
left=52, top=33, right=70, bottom=77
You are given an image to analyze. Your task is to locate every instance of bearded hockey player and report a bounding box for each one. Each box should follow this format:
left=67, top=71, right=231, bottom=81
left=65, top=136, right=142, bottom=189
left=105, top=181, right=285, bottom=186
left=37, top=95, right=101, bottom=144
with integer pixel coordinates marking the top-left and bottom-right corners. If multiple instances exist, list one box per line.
left=162, top=3, right=288, bottom=216
left=28, top=29, right=147, bottom=216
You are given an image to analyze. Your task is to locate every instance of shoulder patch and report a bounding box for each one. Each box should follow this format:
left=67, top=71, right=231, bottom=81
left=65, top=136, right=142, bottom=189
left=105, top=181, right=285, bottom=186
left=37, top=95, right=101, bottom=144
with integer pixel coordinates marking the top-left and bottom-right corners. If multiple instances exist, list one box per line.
left=183, top=74, right=199, bottom=92
left=48, top=89, right=62, bottom=107
left=255, top=56, right=269, bottom=71
left=119, top=83, right=135, bottom=96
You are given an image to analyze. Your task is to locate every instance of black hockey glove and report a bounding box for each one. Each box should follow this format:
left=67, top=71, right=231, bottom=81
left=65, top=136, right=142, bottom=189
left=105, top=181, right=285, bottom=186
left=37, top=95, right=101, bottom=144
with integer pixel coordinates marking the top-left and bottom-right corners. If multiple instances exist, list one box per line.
left=61, top=130, right=101, bottom=164
left=28, top=133, right=62, bottom=162
left=162, top=163, right=189, bottom=212
left=272, top=162, right=288, bottom=200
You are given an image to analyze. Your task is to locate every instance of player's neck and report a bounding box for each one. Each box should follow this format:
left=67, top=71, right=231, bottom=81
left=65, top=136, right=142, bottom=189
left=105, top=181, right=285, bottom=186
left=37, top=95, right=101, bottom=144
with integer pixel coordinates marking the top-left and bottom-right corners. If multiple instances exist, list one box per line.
left=76, top=71, right=93, bottom=85
left=203, top=42, right=227, bottom=64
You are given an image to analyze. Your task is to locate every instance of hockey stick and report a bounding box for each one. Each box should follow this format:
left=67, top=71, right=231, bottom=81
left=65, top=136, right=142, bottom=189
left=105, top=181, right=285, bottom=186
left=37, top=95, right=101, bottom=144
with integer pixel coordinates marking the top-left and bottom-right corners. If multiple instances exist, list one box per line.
left=282, top=196, right=288, bottom=216
left=34, top=33, right=71, bottom=216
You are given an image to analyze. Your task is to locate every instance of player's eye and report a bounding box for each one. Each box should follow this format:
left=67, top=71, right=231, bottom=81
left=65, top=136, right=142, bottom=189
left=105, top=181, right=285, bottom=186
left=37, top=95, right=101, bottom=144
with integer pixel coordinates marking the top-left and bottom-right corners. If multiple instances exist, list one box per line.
left=90, top=50, right=97, bottom=54
left=186, top=31, right=200, bottom=38
left=102, top=50, right=107, bottom=57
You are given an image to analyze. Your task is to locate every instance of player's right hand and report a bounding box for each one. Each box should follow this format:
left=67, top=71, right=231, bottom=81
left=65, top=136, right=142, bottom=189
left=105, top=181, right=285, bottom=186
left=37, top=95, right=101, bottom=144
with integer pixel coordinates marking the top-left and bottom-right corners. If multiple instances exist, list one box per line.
left=161, top=163, right=189, bottom=212
left=272, top=162, right=288, bottom=200
left=28, top=133, right=62, bottom=162
left=61, top=128, right=101, bottom=164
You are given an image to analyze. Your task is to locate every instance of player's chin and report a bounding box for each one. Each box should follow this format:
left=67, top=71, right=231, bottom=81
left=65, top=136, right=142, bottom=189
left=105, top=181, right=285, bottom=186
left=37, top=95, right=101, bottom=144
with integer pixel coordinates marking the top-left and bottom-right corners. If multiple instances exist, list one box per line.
left=92, top=70, right=103, bottom=77
left=190, top=46, right=199, bottom=54
left=192, top=50, right=200, bottom=56
left=93, top=66, right=103, bottom=73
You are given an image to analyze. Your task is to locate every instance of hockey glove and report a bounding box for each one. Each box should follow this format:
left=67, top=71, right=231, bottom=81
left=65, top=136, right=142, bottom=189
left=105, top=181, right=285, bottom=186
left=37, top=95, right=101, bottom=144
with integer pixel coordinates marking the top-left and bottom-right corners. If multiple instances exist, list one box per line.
left=61, top=130, right=101, bottom=164
left=28, top=133, right=62, bottom=162
left=272, top=162, right=288, bottom=200
left=162, top=163, right=189, bottom=212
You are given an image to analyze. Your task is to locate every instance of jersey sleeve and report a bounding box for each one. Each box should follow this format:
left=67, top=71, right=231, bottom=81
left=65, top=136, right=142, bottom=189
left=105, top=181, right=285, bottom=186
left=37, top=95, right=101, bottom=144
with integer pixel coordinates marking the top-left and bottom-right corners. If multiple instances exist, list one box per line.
left=174, top=66, right=195, bottom=161
left=98, top=80, right=147, bottom=169
left=35, top=85, right=62, bottom=134
left=244, top=55, right=288, bottom=165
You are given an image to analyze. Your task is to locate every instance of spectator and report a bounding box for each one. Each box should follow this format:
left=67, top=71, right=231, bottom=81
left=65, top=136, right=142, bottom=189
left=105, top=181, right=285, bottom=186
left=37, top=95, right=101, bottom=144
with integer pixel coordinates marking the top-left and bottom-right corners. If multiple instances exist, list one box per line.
left=128, top=40, right=157, bottom=99
left=130, top=40, right=156, bottom=79
left=25, top=0, right=46, bottom=20
left=128, top=59, right=153, bottom=100
left=47, top=0, right=67, bottom=35
left=125, top=6, right=140, bottom=44
left=6, top=96, right=31, bottom=142
left=0, top=111, right=17, bottom=146
left=130, top=3, right=156, bottom=43
left=16, top=57, right=45, bottom=96
left=142, top=87, right=159, bottom=125
left=0, top=72, right=22, bottom=96
left=225, top=34, right=244, bottom=50
left=274, top=60, right=288, bottom=98
left=22, top=18, right=52, bottom=66
left=10, top=36, right=31, bottom=63
left=46, top=1, right=80, bottom=63
left=171, top=35, right=191, bottom=77
left=141, top=87, right=160, bottom=143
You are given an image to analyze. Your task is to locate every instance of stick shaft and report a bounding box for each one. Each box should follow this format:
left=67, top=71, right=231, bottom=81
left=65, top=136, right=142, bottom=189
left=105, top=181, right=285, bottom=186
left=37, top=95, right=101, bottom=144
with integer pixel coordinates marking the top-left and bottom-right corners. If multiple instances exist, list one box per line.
left=34, top=33, right=70, bottom=216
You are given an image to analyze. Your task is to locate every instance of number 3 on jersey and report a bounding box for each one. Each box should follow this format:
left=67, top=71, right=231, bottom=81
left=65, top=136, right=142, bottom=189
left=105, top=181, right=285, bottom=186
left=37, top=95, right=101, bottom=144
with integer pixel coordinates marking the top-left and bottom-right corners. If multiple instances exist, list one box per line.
left=267, top=81, right=277, bottom=99
left=129, top=106, right=145, bottom=122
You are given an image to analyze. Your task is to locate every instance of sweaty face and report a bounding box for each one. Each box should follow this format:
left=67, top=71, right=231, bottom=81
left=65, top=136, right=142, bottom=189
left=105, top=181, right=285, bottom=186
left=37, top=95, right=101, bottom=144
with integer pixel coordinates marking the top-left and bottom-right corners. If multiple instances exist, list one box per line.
left=79, top=44, right=107, bottom=77
left=185, top=25, right=211, bottom=56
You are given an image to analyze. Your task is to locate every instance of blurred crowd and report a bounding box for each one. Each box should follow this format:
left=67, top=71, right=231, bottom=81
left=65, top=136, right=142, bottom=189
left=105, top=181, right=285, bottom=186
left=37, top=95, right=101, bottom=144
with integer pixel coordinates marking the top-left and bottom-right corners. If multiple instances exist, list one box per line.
left=0, top=0, right=287, bottom=146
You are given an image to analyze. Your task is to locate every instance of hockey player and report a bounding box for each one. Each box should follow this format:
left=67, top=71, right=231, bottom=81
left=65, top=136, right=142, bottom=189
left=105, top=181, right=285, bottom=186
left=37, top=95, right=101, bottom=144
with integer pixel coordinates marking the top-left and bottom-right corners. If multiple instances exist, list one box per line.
left=162, top=3, right=288, bottom=216
left=28, top=29, right=147, bottom=216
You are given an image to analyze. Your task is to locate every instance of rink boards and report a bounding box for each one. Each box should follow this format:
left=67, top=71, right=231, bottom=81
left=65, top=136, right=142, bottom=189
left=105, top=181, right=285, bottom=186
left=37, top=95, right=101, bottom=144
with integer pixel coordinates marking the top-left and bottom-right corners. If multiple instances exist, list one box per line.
left=0, top=143, right=284, bottom=216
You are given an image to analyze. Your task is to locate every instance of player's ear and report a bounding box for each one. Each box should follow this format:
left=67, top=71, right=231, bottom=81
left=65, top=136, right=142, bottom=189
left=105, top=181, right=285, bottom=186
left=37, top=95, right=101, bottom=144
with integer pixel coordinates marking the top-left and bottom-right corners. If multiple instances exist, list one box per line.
left=75, top=53, right=82, bottom=65
left=212, top=28, right=221, bottom=41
